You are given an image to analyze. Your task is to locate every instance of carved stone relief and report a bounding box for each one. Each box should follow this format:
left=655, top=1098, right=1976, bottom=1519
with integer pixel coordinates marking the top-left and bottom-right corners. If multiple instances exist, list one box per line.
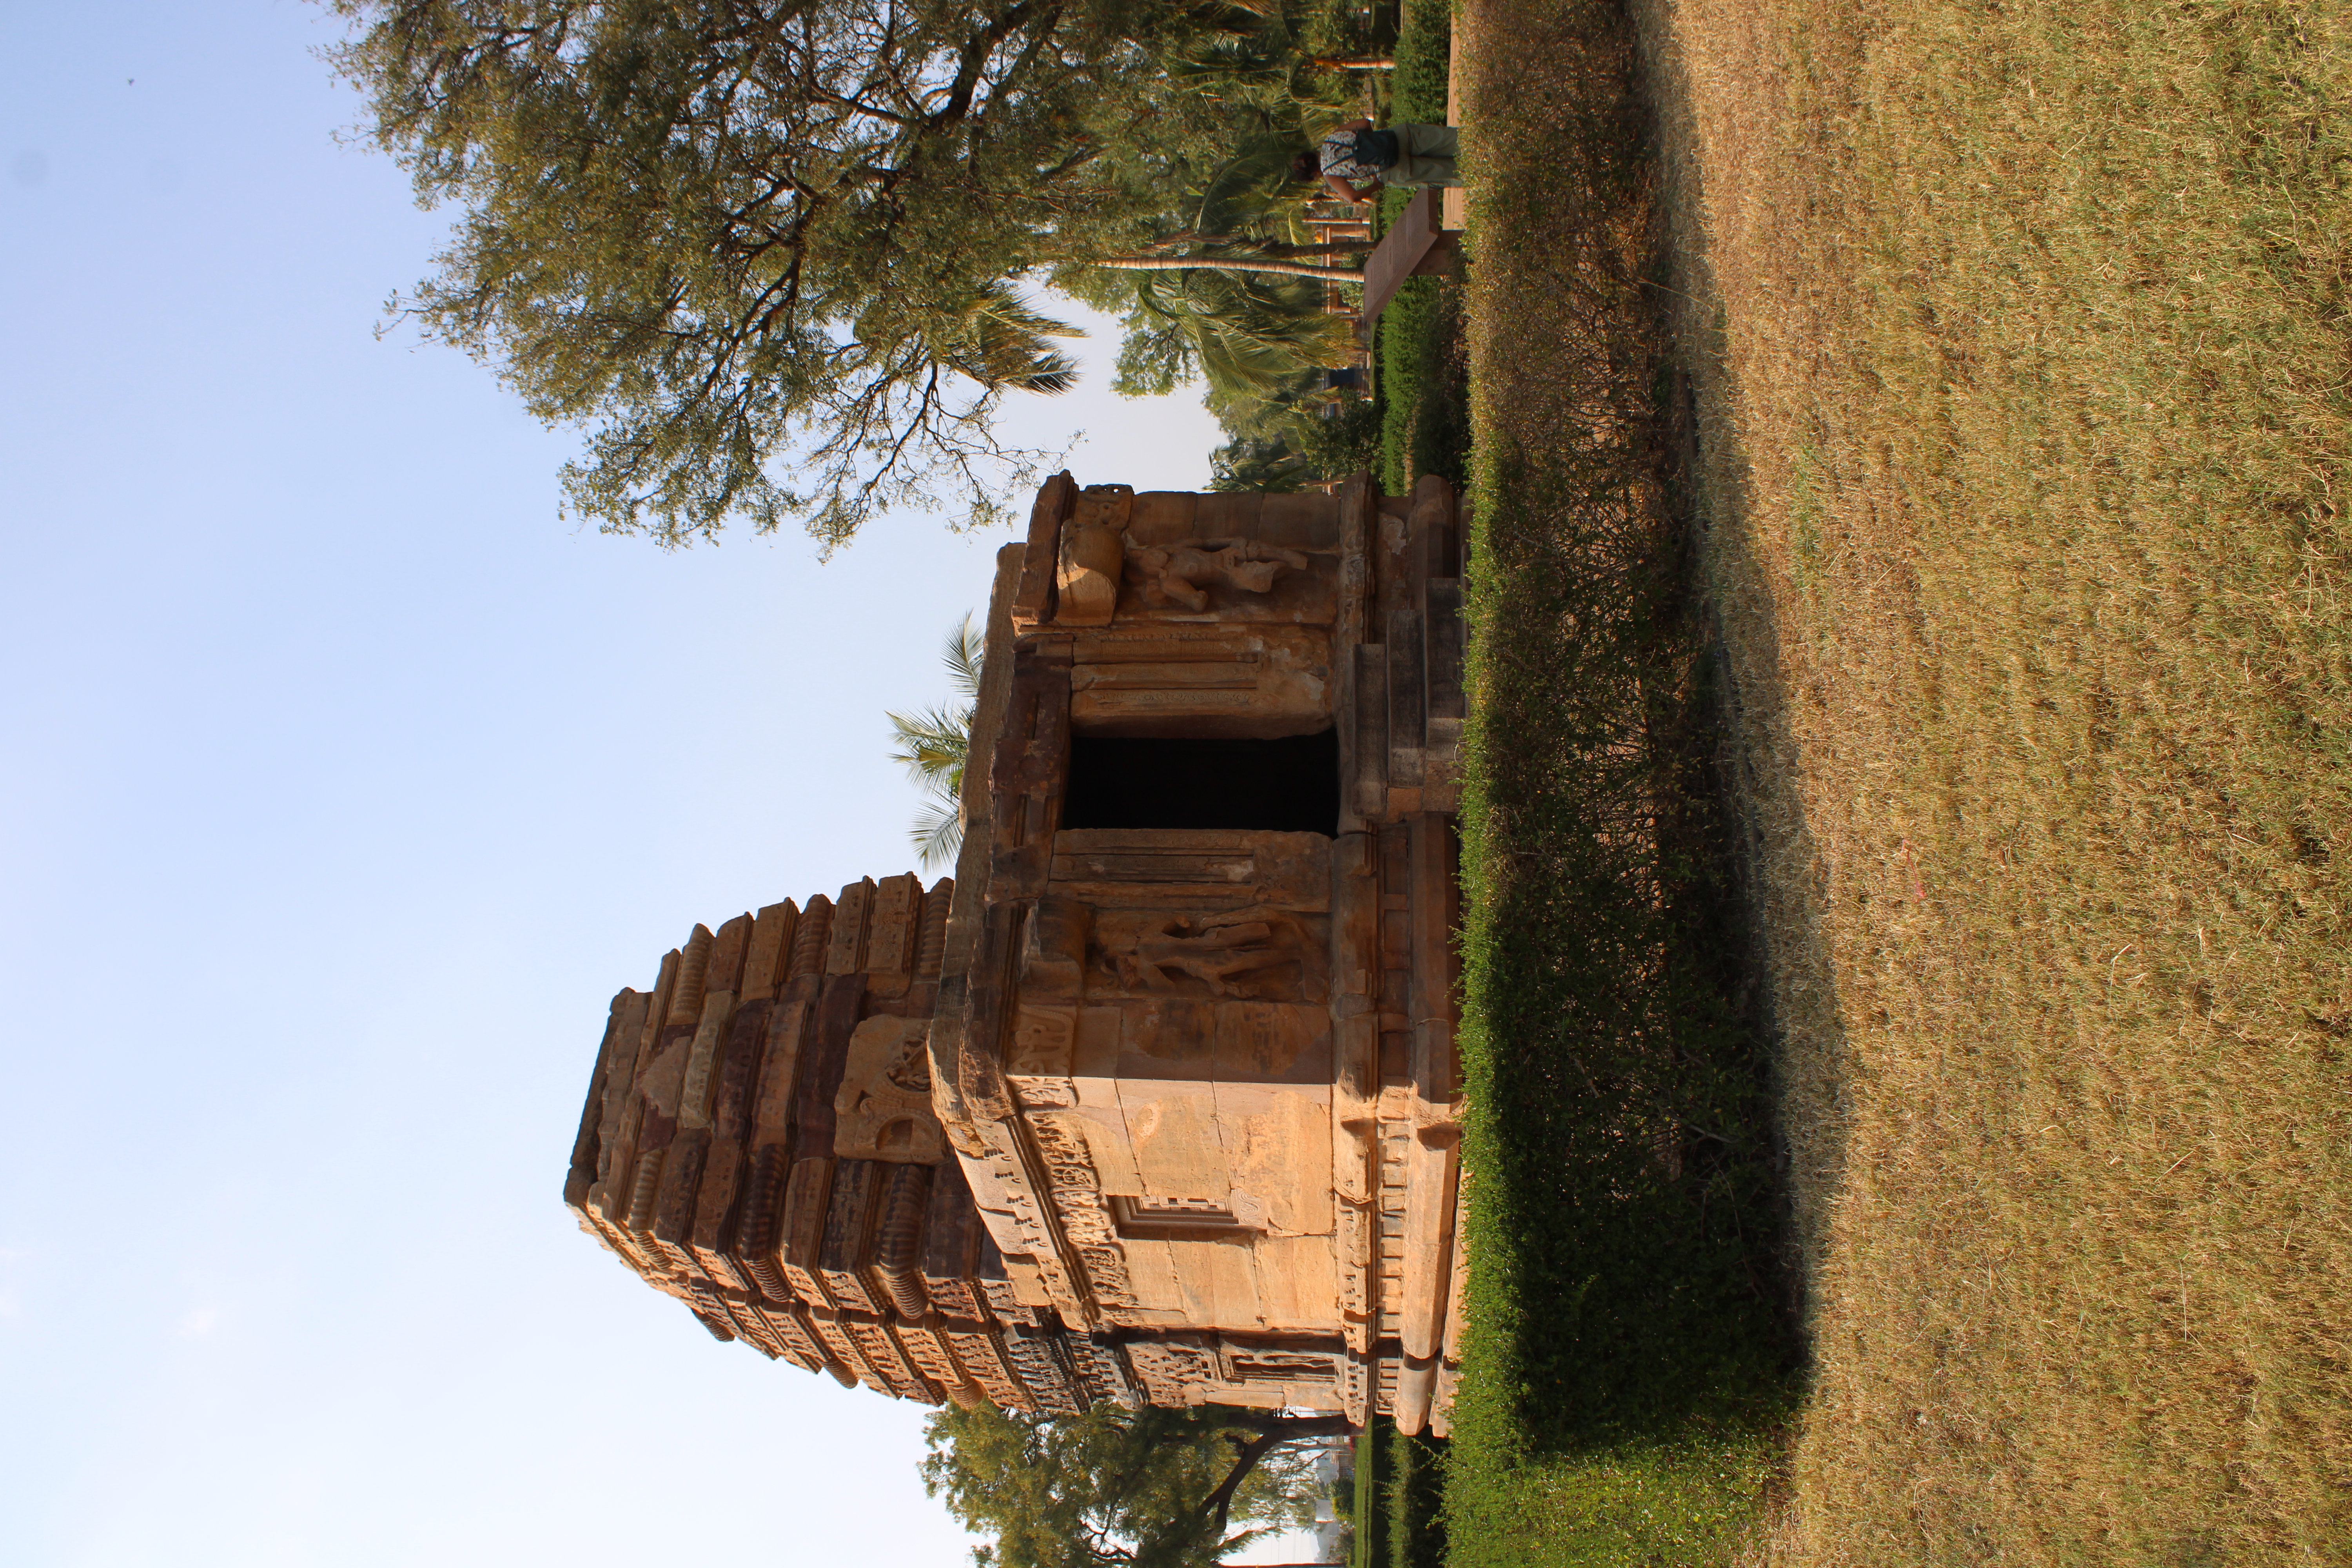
left=1123, top=1334, right=1221, bottom=1406
left=1113, top=528, right=1336, bottom=624
left=833, top=1015, right=949, bottom=1162
left=1129, top=539, right=1312, bottom=613
left=1057, top=485, right=1132, bottom=627
left=1093, top=906, right=1318, bottom=1001
left=1005, top=1004, right=1078, bottom=1111
left=1026, top=1113, right=1137, bottom=1309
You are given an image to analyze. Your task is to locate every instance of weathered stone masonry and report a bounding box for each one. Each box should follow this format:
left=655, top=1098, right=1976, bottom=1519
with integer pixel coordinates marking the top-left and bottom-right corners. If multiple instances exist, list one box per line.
left=565, top=471, right=1468, bottom=1434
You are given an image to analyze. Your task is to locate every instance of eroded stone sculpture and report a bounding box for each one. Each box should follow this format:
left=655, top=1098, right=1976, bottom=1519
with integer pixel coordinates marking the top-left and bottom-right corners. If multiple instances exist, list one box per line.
left=1131, top=539, right=1313, bottom=613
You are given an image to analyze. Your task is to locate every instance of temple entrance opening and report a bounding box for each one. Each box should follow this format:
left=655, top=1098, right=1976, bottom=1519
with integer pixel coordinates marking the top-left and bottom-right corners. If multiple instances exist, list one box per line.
left=1061, top=730, right=1340, bottom=837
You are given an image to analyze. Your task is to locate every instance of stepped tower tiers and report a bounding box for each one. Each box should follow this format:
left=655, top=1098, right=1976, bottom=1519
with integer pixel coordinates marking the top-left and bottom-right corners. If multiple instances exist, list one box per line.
left=565, top=474, right=1470, bottom=1435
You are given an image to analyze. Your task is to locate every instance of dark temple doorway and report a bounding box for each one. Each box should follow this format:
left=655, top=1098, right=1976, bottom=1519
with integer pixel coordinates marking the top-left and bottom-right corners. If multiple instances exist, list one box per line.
left=1060, top=730, right=1339, bottom=837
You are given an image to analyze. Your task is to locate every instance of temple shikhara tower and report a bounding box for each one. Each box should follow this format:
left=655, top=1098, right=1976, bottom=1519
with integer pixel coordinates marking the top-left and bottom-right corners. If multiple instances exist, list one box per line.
left=564, top=472, right=1468, bottom=1434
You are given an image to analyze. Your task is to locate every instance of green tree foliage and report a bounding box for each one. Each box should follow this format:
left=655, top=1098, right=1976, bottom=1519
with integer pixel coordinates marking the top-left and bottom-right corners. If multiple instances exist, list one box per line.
left=327, top=0, right=1318, bottom=549
left=1114, top=267, right=1356, bottom=398
left=923, top=1401, right=1344, bottom=1568
left=1208, top=393, right=1379, bottom=492
left=1064, top=132, right=1362, bottom=402
left=1209, top=432, right=1320, bottom=494
left=886, top=615, right=985, bottom=869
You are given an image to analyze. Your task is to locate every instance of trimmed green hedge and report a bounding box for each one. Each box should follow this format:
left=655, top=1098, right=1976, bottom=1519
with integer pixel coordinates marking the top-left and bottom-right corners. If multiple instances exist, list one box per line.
left=1372, top=0, right=1460, bottom=493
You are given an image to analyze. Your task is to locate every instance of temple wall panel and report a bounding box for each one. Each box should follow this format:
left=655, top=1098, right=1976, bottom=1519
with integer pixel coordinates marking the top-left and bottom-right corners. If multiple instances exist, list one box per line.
left=1247, top=1235, right=1342, bottom=1333
left=1215, top=1082, right=1332, bottom=1238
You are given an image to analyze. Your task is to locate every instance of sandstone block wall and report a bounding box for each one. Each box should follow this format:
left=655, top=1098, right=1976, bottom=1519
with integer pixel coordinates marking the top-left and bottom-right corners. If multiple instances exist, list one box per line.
left=563, top=878, right=1119, bottom=1412
left=566, top=471, right=1472, bottom=1435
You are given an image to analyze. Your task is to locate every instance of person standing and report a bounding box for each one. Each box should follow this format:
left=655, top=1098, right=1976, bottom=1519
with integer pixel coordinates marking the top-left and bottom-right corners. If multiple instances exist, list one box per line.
left=1290, top=116, right=1461, bottom=202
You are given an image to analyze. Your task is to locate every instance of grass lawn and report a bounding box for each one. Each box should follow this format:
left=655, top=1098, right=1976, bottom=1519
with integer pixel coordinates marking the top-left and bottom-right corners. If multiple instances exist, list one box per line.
left=1445, top=0, right=2352, bottom=1561
left=1644, top=0, right=2352, bottom=1559
left=1441, top=0, right=1803, bottom=1562
left=1351, top=1418, right=1390, bottom=1568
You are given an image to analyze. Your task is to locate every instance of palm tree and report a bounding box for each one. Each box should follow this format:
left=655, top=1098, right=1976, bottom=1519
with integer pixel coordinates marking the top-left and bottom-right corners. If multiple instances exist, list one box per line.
left=886, top=617, right=986, bottom=869
left=1086, top=134, right=1363, bottom=397
left=1126, top=266, right=1359, bottom=394
left=933, top=285, right=1084, bottom=395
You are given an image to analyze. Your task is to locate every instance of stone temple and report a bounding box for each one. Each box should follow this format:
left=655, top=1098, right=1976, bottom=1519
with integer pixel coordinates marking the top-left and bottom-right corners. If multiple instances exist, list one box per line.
left=563, top=471, right=1468, bottom=1434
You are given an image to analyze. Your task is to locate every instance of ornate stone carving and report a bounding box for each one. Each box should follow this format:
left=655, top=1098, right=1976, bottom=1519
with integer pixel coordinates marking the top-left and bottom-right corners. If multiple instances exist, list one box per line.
left=1094, top=907, right=1311, bottom=1000
left=873, top=1161, right=935, bottom=1319
left=1129, top=538, right=1311, bottom=613
left=819, top=1158, right=888, bottom=1316
left=943, top=1321, right=1029, bottom=1409
left=778, top=1155, right=833, bottom=1304
left=846, top=1313, right=930, bottom=1400
left=1028, top=1114, right=1096, bottom=1187
left=1125, top=1335, right=1220, bottom=1405
left=1007, top=1005, right=1076, bottom=1080
left=1064, top=1334, right=1140, bottom=1407
left=1340, top=1348, right=1372, bottom=1424
left=833, top=1015, right=947, bottom=1163
left=1076, top=1244, right=1135, bottom=1305
left=999, top=1321, right=1085, bottom=1414
left=1027, top=1113, right=1138, bottom=1308
left=1058, top=485, right=1133, bottom=626
left=894, top=1316, right=980, bottom=1405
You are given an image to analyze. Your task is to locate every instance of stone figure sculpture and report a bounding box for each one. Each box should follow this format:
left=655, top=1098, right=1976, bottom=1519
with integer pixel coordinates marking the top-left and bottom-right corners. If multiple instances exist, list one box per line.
left=1098, top=908, right=1301, bottom=998
left=1129, top=537, right=1312, bottom=612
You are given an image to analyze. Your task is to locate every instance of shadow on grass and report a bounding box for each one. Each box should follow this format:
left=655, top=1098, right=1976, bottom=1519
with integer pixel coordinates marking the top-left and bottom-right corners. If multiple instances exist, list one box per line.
left=1460, top=451, right=1795, bottom=1449
left=1444, top=0, right=1805, bottom=1559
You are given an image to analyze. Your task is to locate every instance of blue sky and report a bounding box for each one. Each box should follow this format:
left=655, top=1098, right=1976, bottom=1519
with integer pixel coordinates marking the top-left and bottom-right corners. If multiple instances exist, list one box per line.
left=0, top=5, right=1245, bottom=1564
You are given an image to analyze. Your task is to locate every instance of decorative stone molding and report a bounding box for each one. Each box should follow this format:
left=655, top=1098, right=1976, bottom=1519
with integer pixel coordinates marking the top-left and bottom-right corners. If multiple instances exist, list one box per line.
left=833, top=1016, right=947, bottom=1163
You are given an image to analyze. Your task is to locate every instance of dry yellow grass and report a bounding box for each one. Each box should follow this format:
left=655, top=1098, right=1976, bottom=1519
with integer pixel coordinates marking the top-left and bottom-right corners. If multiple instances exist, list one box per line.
left=1628, top=0, right=2352, bottom=1560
